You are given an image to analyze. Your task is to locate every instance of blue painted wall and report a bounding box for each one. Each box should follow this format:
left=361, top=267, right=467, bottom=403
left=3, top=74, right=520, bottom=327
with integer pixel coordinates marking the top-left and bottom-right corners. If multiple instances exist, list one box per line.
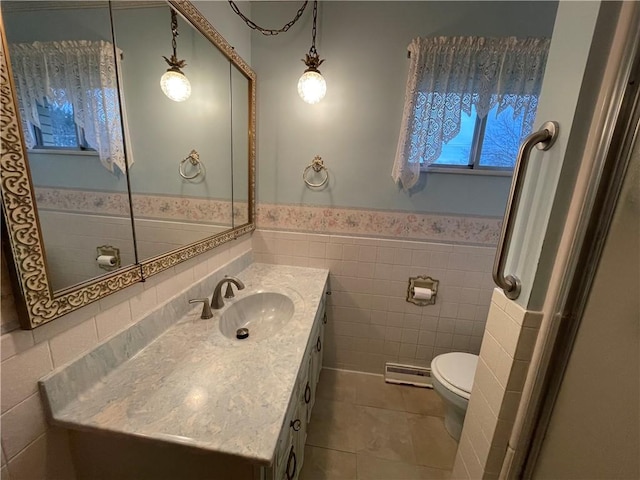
left=252, top=1, right=558, bottom=216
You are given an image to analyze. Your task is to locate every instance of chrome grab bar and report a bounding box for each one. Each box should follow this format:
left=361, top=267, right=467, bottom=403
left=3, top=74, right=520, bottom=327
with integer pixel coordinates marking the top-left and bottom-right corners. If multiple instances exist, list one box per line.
left=492, top=121, right=559, bottom=300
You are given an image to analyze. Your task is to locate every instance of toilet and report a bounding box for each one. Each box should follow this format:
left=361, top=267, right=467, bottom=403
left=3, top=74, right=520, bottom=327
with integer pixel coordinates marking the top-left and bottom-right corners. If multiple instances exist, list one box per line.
left=430, top=352, right=479, bottom=441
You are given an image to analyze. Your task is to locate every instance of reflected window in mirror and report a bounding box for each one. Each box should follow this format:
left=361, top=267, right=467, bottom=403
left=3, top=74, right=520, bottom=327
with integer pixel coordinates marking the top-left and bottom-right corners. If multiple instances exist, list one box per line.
left=32, top=96, right=94, bottom=151
left=9, top=38, right=129, bottom=174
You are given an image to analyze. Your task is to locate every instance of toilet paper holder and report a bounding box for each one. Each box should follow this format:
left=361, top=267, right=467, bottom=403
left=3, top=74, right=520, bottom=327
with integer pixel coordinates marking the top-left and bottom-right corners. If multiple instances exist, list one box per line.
left=407, top=275, right=439, bottom=306
left=96, top=245, right=121, bottom=271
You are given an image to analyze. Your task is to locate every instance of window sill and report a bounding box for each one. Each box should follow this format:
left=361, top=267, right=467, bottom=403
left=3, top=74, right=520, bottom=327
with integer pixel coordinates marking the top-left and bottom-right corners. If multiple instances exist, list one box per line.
left=27, top=149, right=98, bottom=157
left=423, top=166, right=513, bottom=177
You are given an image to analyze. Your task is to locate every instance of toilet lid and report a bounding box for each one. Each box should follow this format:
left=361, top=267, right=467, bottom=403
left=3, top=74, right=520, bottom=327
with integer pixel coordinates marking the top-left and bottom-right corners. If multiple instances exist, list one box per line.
left=431, top=352, right=478, bottom=399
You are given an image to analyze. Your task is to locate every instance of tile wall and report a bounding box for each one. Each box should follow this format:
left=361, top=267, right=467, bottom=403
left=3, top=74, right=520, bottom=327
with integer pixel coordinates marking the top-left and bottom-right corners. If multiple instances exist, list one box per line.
left=452, top=289, right=542, bottom=479
left=0, top=235, right=252, bottom=480
left=253, top=229, right=497, bottom=374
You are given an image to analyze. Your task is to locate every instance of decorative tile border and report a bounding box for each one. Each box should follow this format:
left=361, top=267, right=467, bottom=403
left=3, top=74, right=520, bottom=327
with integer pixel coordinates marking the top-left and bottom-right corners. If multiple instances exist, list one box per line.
left=256, top=203, right=501, bottom=245
left=32, top=188, right=501, bottom=245
left=34, top=187, right=236, bottom=225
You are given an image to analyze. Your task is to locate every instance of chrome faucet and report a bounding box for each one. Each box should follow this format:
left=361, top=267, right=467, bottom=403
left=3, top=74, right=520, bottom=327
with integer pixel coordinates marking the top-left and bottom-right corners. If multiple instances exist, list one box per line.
left=212, top=276, right=245, bottom=309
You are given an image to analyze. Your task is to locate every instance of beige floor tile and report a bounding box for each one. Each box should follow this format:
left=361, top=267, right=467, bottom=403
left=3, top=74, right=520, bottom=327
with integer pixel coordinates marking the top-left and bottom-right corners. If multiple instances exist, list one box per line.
left=356, top=454, right=452, bottom=480
left=354, top=406, right=416, bottom=464
left=408, top=415, right=458, bottom=470
left=316, top=369, right=359, bottom=403
left=355, top=374, right=406, bottom=411
left=299, top=445, right=357, bottom=480
left=306, top=399, right=361, bottom=452
left=400, top=386, right=446, bottom=417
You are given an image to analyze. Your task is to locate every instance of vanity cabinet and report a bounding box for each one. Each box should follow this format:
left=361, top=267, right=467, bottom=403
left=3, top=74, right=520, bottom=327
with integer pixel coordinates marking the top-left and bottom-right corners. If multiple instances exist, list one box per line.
left=40, top=265, right=330, bottom=480
left=270, top=291, right=327, bottom=480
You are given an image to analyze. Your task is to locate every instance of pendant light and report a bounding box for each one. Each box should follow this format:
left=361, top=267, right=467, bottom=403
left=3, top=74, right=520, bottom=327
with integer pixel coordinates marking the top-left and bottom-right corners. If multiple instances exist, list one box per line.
left=160, top=8, right=191, bottom=102
left=298, top=1, right=326, bottom=104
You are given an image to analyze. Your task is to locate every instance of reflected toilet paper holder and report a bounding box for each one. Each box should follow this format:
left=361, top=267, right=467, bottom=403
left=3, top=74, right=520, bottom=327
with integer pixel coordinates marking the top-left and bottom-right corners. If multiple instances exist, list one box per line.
left=407, top=275, right=439, bottom=306
left=96, top=245, right=121, bottom=271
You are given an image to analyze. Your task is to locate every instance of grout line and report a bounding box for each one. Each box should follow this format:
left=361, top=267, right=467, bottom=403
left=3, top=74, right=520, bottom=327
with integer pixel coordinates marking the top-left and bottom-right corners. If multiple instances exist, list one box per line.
left=4, top=430, right=48, bottom=463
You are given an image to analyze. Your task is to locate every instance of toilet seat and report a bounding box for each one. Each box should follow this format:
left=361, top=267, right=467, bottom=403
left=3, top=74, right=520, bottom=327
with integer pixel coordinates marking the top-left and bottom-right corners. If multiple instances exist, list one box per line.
left=431, top=352, right=478, bottom=400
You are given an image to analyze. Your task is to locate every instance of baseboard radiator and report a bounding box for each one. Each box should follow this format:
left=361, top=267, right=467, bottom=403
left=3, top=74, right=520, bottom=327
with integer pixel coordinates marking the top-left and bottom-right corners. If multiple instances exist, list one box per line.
left=384, top=362, right=433, bottom=388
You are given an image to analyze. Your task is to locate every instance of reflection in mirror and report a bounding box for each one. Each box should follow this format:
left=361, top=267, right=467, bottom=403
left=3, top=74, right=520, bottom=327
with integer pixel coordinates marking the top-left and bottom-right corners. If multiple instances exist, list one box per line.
left=0, top=0, right=255, bottom=329
left=111, top=3, right=235, bottom=262
left=2, top=1, right=137, bottom=291
left=232, top=65, right=250, bottom=227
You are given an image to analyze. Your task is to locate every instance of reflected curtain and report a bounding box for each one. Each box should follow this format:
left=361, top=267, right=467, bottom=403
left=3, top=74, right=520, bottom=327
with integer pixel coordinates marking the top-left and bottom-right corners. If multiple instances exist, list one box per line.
left=392, top=36, right=550, bottom=190
left=9, top=40, right=131, bottom=175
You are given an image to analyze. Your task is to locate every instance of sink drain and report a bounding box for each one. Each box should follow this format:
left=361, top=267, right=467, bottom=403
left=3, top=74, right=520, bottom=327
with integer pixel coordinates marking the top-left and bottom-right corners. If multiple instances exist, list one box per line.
left=236, top=328, right=249, bottom=339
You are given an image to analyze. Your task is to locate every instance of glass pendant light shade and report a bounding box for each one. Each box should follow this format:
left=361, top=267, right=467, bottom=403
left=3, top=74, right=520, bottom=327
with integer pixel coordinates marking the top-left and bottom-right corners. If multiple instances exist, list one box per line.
left=298, top=70, right=326, bottom=104
left=160, top=69, right=191, bottom=102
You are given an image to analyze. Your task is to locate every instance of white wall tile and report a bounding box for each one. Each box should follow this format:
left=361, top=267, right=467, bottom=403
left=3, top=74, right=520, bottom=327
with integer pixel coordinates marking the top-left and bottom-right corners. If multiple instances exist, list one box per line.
left=491, top=288, right=508, bottom=311
left=515, top=326, right=539, bottom=361
left=0, top=342, right=52, bottom=414
left=95, top=302, right=132, bottom=341
left=6, top=429, right=75, bottom=480
left=0, top=394, right=47, bottom=459
left=129, top=286, right=159, bottom=321
left=49, top=318, right=98, bottom=367
left=479, top=332, right=511, bottom=388
left=32, top=301, right=100, bottom=344
left=504, top=298, right=527, bottom=325
left=420, top=316, right=438, bottom=331
left=255, top=229, right=497, bottom=381
left=468, top=387, right=498, bottom=442
left=400, top=329, right=419, bottom=344
left=486, top=306, right=520, bottom=357
left=506, top=360, right=530, bottom=393
left=474, top=357, right=506, bottom=418
left=0, top=331, right=34, bottom=362
left=464, top=411, right=490, bottom=466
left=451, top=454, right=470, bottom=480
left=458, top=432, right=484, bottom=479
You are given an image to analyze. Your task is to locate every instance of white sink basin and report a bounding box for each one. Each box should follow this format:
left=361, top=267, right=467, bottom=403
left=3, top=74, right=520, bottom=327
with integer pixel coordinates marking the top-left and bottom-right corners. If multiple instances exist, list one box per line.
left=219, top=292, right=295, bottom=341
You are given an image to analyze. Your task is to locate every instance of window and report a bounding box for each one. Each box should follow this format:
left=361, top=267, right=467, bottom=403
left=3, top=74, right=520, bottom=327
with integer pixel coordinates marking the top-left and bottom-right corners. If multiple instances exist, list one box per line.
left=429, top=101, right=535, bottom=171
left=32, top=97, right=93, bottom=151
left=9, top=40, right=130, bottom=174
left=392, top=36, right=550, bottom=190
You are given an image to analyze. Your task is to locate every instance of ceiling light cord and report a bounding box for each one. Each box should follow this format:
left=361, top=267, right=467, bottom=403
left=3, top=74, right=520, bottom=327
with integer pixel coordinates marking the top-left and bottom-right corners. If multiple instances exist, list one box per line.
left=309, top=0, right=318, bottom=57
left=228, top=1, right=309, bottom=36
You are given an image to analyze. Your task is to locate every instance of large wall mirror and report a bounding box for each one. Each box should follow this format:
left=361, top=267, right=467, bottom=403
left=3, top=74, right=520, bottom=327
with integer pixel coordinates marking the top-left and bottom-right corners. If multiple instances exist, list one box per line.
left=0, top=0, right=256, bottom=329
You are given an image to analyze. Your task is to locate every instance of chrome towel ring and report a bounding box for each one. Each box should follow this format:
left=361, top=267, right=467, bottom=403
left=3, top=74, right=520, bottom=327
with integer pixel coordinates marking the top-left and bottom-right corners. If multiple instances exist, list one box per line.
left=179, top=150, right=203, bottom=180
left=303, top=155, right=328, bottom=188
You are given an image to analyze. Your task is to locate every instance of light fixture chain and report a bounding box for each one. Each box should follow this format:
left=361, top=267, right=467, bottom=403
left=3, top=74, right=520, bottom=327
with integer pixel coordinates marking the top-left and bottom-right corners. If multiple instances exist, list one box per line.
left=170, top=9, right=178, bottom=58
left=309, top=0, right=318, bottom=56
left=228, top=1, right=309, bottom=36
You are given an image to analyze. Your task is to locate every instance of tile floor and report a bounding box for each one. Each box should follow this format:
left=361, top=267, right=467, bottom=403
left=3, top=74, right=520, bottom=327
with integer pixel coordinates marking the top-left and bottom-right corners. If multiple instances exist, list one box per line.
left=299, top=369, right=458, bottom=480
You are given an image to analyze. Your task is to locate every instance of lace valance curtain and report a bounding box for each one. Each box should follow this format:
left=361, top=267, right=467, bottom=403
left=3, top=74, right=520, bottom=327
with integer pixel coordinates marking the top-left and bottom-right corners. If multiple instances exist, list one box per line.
left=392, top=36, right=551, bottom=190
left=9, top=40, right=130, bottom=175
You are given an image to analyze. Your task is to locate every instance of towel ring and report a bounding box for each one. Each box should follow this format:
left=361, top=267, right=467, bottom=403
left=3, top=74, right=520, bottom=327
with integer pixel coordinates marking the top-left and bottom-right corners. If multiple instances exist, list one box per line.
left=179, top=150, right=203, bottom=180
left=303, top=156, right=328, bottom=188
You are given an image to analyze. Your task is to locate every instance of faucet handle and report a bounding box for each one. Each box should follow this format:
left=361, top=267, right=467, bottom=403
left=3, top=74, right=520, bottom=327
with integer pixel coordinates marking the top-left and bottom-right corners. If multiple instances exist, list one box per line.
left=224, top=283, right=235, bottom=299
left=189, top=298, right=213, bottom=319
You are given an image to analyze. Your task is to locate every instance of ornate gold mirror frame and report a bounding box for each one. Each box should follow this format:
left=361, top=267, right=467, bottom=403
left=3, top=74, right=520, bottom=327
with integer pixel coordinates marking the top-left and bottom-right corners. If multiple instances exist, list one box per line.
left=0, top=1, right=256, bottom=329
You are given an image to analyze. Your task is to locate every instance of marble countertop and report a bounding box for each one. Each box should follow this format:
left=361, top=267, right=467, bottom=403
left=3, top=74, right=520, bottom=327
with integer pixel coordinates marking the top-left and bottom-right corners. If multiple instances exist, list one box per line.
left=43, top=263, right=329, bottom=465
